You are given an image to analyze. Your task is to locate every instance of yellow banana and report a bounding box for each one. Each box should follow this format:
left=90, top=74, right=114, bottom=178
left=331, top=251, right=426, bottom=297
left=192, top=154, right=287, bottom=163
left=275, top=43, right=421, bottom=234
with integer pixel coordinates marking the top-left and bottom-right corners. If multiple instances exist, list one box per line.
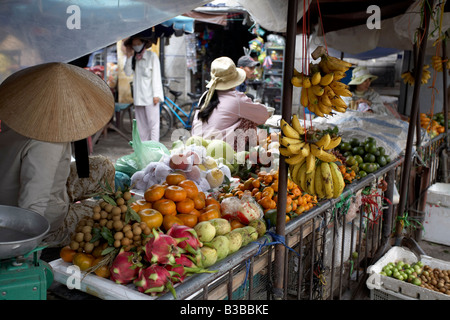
left=308, top=103, right=317, bottom=114
left=333, top=105, right=347, bottom=113
left=307, top=88, right=319, bottom=107
left=285, top=153, right=306, bottom=165
left=324, top=136, right=341, bottom=150
left=333, top=71, right=347, bottom=81
left=301, top=143, right=310, bottom=157
left=329, top=162, right=345, bottom=198
left=313, top=105, right=325, bottom=117
left=320, top=162, right=334, bottom=199
left=291, top=114, right=305, bottom=135
left=279, top=146, right=294, bottom=157
left=318, top=100, right=333, bottom=115
left=281, top=118, right=300, bottom=139
left=319, top=73, right=334, bottom=86
left=324, top=55, right=352, bottom=72
left=297, top=162, right=307, bottom=192
left=329, top=80, right=348, bottom=91
left=287, top=141, right=306, bottom=155
left=310, top=144, right=337, bottom=162
left=291, top=76, right=303, bottom=87
left=305, top=152, right=316, bottom=174
left=311, top=71, right=321, bottom=86
left=302, top=77, right=312, bottom=89
left=318, top=59, right=332, bottom=74
left=300, top=87, right=309, bottom=107
left=311, top=85, right=325, bottom=96
left=290, top=159, right=305, bottom=184
left=320, top=91, right=332, bottom=107
left=330, top=95, right=348, bottom=110
left=314, top=164, right=325, bottom=199
left=281, top=136, right=302, bottom=148
left=315, top=134, right=331, bottom=149
left=305, top=169, right=316, bottom=195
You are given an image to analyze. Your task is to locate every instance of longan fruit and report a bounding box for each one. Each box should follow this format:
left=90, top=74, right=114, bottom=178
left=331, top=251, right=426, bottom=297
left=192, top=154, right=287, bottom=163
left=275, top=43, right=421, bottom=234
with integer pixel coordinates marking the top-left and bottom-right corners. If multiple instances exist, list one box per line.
left=114, top=240, right=121, bottom=248
left=100, top=210, right=108, bottom=219
left=99, top=201, right=107, bottom=209
left=70, top=241, right=80, bottom=251
left=99, top=218, right=108, bottom=227
left=111, top=206, right=122, bottom=215
left=81, top=226, right=92, bottom=234
left=92, top=212, right=101, bottom=221
left=84, top=242, right=94, bottom=253
left=84, top=233, right=93, bottom=242
left=115, top=191, right=123, bottom=198
left=106, top=220, right=114, bottom=229
left=133, top=226, right=142, bottom=236
left=121, top=237, right=131, bottom=246
left=122, top=224, right=131, bottom=233
left=123, top=191, right=132, bottom=201
left=74, top=232, right=84, bottom=243
left=116, top=198, right=125, bottom=206
left=104, top=203, right=113, bottom=213
left=125, top=230, right=133, bottom=239
left=120, top=205, right=128, bottom=213
left=93, top=205, right=101, bottom=213
left=113, top=220, right=124, bottom=231
left=114, top=231, right=124, bottom=240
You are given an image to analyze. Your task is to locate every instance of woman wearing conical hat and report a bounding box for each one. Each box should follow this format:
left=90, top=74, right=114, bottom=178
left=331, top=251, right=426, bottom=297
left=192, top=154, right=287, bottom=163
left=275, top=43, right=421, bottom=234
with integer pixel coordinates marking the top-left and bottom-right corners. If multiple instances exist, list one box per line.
left=0, top=62, right=116, bottom=247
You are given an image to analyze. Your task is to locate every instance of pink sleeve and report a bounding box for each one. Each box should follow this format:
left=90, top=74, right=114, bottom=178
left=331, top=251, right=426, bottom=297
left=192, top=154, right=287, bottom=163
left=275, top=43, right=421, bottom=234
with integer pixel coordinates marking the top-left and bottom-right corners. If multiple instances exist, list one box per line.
left=232, top=91, right=270, bottom=124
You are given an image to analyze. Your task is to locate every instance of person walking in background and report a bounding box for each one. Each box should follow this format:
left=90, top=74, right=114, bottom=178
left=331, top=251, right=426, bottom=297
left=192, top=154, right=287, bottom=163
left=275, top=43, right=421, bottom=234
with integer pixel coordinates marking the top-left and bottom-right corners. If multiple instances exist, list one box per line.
left=124, top=35, right=164, bottom=142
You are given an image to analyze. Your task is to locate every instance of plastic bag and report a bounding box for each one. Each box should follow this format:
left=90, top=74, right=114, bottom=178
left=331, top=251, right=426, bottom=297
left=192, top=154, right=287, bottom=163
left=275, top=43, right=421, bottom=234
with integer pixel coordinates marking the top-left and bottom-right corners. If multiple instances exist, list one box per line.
left=115, top=120, right=170, bottom=176
left=220, top=195, right=263, bottom=224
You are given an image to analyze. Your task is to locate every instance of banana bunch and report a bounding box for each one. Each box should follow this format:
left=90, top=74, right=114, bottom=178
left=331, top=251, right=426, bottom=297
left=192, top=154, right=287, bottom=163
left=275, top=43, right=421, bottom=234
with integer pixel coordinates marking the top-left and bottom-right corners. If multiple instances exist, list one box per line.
left=290, top=159, right=345, bottom=199
left=401, top=65, right=431, bottom=86
left=291, top=52, right=352, bottom=117
left=279, top=115, right=341, bottom=165
left=431, top=55, right=444, bottom=72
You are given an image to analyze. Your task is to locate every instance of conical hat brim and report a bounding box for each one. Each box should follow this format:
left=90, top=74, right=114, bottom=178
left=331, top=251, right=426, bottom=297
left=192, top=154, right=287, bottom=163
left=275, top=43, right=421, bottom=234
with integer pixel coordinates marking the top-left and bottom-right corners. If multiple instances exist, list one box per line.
left=0, top=62, right=114, bottom=142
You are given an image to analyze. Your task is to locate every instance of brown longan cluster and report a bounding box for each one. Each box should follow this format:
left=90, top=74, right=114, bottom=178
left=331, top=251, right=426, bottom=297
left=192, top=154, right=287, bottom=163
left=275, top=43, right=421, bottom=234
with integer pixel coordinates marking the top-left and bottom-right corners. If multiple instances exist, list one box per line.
left=69, top=191, right=152, bottom=254
left=420, top=266, right=450, bottom=295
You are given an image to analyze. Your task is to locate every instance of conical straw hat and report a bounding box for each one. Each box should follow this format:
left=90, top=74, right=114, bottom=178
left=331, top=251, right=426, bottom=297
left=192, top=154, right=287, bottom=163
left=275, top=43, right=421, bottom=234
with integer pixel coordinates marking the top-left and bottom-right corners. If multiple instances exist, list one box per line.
left=0, top=62, right=114, bottom=142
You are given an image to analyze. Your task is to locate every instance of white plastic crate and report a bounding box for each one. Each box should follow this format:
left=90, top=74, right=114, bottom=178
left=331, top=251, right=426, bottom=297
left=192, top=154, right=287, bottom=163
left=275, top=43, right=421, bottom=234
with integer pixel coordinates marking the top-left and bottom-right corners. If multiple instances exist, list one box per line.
left=422, top=183, right=450, bottom=246
left=366, top=246, right=450, bottom=300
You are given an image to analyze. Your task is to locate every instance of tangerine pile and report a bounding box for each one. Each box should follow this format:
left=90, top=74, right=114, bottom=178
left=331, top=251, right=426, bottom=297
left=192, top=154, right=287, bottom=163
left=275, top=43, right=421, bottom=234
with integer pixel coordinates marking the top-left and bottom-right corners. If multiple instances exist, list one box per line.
left=223, top=169, right=318, bottom=217
left=135, top=172, right=222, bottom=231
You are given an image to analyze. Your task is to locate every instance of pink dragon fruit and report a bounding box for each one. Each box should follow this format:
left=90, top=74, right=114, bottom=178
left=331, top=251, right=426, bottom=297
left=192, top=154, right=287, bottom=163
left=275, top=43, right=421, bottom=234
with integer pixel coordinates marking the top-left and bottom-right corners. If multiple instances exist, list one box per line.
left=166, top=224, right=202, bottom=255
left=144, top=228, right=183, bottom=264
left=109, top=249, right=141, bottom=285
left=166, top=254, right=215, bottom=283
left=133, top=265, right=178, bottom=298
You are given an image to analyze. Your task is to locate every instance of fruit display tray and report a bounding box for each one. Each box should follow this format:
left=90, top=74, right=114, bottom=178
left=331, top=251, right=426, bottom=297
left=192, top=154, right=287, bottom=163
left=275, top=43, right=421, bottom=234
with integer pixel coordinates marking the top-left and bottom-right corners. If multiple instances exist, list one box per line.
left=366, top=246, right=450, bottom=300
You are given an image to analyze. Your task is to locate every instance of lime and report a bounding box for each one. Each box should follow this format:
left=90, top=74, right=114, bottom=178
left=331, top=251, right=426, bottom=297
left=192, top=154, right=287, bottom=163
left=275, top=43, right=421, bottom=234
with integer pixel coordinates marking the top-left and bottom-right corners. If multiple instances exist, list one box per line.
left=346, top=156, right=356, bottom=166
left=377, top=155, right=387, bottom=166
left=364, top=142, right=377, bottom=154
left=359, top=170, right=367, bottom=178
left=350, top=138, right=360, bottom=147
left=385, top=155, right=391, bottom=163
left=351, top=164, right=359, bottom=173
left=364, top=153, right=376, bottom=163
left=353, top=146, right=365, bottom=156
left=367, top=163, right=377, bottom=173
left=354, top=155, right=363, bottom=164
left=343, top=151, right=353, bottom=157
left=365, top=137, right=376, bottom=145
left=377, top=146, right=385, bottom=156
left=340, top=142, right=352, bottom=152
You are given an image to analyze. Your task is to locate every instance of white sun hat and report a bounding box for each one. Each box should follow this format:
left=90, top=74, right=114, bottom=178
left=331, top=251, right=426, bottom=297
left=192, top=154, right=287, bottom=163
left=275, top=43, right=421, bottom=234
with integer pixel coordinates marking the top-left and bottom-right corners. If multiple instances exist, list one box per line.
left=348, top=66, right=378, bottom=85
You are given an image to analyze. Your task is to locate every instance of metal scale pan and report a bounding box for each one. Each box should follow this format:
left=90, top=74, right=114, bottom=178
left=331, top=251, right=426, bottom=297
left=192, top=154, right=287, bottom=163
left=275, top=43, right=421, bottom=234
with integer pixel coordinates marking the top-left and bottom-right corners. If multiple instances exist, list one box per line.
left=0, top=205, right=50, bottom=260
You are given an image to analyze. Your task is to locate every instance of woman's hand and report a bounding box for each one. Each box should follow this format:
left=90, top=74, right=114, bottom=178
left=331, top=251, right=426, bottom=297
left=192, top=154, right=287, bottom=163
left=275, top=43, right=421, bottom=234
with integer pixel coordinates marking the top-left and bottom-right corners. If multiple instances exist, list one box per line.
left=126, top=46, right=134, bottom=58
left=153, top=97, right=160, bottom=105
left=355, top=98, right=371, bottom=106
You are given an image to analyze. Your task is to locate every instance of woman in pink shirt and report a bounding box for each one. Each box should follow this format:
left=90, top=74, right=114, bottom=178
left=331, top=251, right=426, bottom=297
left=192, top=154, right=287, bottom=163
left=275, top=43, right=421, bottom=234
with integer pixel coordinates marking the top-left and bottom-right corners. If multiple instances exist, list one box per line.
left=191, top=57, right=270, bottom=151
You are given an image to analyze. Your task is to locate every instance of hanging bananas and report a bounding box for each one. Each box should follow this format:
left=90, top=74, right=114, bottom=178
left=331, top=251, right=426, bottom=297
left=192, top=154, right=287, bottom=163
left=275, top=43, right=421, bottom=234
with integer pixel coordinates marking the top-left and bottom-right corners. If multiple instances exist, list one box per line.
left=401, top=65, right=431, bottom=86
left=431, top=55, right=443, bottom=72
left=291, top=46, right=352, bottom=117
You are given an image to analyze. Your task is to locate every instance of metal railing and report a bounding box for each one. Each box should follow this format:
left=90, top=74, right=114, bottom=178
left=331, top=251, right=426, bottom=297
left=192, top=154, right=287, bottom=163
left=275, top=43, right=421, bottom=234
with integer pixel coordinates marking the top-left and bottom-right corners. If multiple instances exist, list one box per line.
left=157, top=134, right=448, bottom=300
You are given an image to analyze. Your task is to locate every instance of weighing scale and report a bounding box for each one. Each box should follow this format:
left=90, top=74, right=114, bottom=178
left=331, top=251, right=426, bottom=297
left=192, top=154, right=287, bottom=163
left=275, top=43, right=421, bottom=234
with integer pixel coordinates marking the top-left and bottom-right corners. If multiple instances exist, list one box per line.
left=0, top=205, right=53, bottom=300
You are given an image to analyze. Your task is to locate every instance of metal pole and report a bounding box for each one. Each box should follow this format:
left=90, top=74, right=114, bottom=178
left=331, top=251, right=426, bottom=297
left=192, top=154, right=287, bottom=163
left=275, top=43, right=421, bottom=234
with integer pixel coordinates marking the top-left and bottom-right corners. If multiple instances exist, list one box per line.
left=274, top=0, right=298, bottom=300
left=395, top=0, right=434, bottom=244
left=443, top=35, right=449, bottom=150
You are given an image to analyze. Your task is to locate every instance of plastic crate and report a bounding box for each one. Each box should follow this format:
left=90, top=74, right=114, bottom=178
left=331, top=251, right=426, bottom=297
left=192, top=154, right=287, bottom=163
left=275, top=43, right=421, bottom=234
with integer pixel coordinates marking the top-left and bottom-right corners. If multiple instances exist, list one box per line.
left=366, top=246, right=450, bottom=300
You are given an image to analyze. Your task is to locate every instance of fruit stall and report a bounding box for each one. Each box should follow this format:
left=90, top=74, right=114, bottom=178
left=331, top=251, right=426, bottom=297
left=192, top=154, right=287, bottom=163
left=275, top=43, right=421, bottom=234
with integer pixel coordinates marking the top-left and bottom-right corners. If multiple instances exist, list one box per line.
left=1, top=0, right=450, bottom=302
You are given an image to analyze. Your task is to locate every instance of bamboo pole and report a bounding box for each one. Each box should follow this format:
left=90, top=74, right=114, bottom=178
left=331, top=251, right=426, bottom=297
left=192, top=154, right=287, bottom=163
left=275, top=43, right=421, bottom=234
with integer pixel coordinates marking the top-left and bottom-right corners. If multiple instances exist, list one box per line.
left=395, top=0, right=434, bottom=244
left=274, top=0, right=298, bottom=299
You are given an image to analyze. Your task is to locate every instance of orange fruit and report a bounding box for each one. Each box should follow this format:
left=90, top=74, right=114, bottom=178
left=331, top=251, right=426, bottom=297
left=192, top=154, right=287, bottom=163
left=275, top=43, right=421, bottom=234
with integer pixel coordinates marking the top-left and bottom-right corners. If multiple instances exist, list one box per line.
left=198, top=207, right=221, bottom=222
left=178, top=179, right=199, bottom=199
left=165, top=185, right=187, bottom=202
left=186, top=208, right=201, bottom=217
left=165, top=172, right=186, bottom=185
left=230, top=219, right=245, bottom=230
left=162, top=215, right=184, bottom=231
left=93, top=258, right=111, bottom=278
left=176, top=198, right=195, bottom=214
left=130, top=199, right=152, bottom=213
left=205, top=198, right=221, bottom=210
left=192, top=194, right=206, bottom=210
left=138, top=208, right=163, bottom=229
left=176, top=213, right=198, bottom=228
left=153, top=198, right=177, bottom=216
left=144, top=184, right=166, bottom=202
left=60, top=246, right=77, bottom=263
left=73, top=253, right=95, bottom=271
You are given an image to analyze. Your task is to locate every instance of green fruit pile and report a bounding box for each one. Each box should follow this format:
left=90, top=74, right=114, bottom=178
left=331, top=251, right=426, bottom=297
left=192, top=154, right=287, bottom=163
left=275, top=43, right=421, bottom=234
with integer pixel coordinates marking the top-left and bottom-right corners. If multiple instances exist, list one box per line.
left=337, top=137, right=391, bottom=179
left=380, top=261, right=424, bottom=285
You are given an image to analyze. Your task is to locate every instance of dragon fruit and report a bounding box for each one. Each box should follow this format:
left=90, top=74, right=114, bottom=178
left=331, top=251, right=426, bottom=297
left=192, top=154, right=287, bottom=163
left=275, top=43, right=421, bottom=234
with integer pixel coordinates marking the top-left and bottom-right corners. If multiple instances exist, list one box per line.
left=166, top=224, right=202, bottom=255
left=144, top=228, right=183, bottom=264
left=134, top=265, right=178, bottom=298
left=109, top=249, right=141, bottom=285
left=166, top=254, right=215, bottom=282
